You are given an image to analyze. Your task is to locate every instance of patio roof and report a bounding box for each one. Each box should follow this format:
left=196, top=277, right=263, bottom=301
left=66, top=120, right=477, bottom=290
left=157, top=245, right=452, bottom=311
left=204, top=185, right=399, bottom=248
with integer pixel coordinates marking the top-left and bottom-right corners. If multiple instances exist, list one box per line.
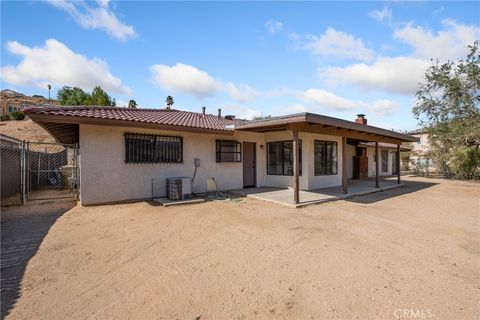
left=235, top=112, right=419, bottom=144
left=359, top=142, right=411, bottom=151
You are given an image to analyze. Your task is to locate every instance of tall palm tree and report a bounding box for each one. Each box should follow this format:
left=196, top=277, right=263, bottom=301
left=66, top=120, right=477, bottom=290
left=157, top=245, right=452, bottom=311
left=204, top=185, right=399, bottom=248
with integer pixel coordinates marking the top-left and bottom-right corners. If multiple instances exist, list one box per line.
left=165, top=96, right=174, bottom=109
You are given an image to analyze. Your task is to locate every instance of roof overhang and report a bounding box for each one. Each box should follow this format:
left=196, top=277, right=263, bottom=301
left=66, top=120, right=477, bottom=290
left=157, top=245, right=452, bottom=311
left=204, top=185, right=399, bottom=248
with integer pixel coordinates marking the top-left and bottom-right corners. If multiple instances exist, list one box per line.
left=236, top=113, right=419, bottom=144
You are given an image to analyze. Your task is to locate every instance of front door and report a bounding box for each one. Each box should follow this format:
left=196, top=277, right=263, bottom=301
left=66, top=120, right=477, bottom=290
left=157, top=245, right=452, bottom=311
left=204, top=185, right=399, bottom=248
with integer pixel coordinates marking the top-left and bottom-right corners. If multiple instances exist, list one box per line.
left=243, top=142, right=256, bottom=188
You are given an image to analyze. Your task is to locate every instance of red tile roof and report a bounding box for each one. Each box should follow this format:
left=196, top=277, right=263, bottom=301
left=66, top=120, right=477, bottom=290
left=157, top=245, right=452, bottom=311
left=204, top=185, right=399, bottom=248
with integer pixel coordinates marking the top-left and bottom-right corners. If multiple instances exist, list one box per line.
left=24, top=106, right=243, bottom=131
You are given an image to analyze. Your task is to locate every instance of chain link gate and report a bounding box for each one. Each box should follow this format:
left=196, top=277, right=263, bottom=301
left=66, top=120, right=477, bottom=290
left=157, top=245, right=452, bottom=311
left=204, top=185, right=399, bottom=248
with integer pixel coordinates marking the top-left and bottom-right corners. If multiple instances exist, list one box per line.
left=21, top=141, right=79, bottom=203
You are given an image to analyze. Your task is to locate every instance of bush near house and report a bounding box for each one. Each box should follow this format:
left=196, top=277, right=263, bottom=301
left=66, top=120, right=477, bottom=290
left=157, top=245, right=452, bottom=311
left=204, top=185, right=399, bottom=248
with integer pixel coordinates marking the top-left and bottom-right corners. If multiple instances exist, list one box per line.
left=0, top=114, right=11, bottom=121
left=9, top=111, right=25, bottom=121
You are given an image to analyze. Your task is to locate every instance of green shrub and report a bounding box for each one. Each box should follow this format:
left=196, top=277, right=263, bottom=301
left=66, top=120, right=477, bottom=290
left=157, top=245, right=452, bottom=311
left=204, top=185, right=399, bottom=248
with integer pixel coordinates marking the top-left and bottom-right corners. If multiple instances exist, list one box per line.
left=0, top=114, right=11, bottom=121
left=9, top=111, right=25, bottom=120
left=452, top=147, right=480, bottom=180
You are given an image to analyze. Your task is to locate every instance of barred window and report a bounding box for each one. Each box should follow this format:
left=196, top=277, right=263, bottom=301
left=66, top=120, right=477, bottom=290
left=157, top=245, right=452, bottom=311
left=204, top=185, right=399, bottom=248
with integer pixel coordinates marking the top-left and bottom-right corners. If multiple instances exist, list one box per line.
left=216, top=140, right=241, bottom=162
left=314, top=140, right=337, bottom=175
left=125, top=133, right=182, bottom=164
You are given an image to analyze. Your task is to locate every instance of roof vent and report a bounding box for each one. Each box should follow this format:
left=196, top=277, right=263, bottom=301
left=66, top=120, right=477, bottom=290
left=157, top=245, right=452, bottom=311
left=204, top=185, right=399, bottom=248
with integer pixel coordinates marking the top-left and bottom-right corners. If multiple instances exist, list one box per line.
left=224, top=115, right=235, bottom=120
left=218, top=108, right=222, bottom=118
left=355, top=114, right=367, bottom=125
left=202, top=106, right=206, bottom=115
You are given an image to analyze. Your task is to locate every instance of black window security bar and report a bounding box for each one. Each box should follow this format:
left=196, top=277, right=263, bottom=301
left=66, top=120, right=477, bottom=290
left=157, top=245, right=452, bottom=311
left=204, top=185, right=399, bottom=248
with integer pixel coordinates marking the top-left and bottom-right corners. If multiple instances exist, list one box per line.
left=125, top=133, right=183, bottom=164
left=216, top=140, right=241, bottom=162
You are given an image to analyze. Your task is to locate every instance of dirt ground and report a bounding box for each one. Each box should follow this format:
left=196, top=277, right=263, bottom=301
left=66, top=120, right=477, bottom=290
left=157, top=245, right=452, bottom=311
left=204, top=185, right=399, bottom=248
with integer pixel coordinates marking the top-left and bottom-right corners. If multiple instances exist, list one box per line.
left=1, top=177, right=479, bottom=320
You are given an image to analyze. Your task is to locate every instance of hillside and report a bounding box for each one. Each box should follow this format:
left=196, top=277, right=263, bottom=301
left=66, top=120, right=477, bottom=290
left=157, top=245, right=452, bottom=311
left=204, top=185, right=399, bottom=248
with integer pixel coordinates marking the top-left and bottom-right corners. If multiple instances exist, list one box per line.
left=0, top=119, right=56, bottom=143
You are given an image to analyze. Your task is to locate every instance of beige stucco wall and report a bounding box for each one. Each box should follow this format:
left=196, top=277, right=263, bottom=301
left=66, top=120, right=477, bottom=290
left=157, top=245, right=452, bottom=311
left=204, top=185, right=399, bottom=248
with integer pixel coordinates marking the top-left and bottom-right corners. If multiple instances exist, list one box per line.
left=79, top=124, right=265, bottom=205
left=79, top=125, right=349, bottom=205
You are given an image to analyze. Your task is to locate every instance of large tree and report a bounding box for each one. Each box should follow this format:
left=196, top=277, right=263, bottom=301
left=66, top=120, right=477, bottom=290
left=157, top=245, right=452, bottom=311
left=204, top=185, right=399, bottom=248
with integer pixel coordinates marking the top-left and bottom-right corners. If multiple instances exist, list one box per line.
left=128, top=99, right=138, bottom=109
left=413, top=41, right=480, bottom=179
left=57, top=86, right=116, bottom=107
left=90, top=86, right=114, bottom=106
left=57, top=87, right=90, bottom=105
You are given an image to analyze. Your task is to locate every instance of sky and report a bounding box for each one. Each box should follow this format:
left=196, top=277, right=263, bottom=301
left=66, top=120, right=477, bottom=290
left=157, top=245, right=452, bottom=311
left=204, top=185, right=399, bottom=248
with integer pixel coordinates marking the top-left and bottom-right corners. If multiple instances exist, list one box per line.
left=1, top=1, right=479, bottom=131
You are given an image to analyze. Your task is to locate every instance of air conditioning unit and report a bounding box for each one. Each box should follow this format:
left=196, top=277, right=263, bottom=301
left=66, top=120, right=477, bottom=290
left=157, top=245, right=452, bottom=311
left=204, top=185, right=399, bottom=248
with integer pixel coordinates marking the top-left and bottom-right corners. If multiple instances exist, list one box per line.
left=166, top=177, right=192, bottom=200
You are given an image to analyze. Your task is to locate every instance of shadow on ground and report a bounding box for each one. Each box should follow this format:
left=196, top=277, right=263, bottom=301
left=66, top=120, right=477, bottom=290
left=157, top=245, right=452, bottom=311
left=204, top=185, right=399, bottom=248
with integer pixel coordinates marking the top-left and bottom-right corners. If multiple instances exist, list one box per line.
left=346, top=179, right=439, bottom=204
left=1, top=202, right=76, bottom=319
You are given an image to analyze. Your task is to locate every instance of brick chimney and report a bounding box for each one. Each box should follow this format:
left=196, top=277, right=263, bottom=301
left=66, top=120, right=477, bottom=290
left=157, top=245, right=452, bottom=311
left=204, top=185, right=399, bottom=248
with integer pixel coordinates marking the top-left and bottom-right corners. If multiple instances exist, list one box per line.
left=355, top=114, right=367, bottom=125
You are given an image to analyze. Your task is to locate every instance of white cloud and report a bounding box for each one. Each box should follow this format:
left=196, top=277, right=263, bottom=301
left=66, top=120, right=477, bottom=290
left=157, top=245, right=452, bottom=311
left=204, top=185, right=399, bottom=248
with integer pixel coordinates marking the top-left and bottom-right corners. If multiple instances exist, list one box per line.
left=371, top=99, right=398, bottom=116
left=46, top=0, right=137, bottom=40
left=303, top=27, right=375, bottom=61
left=221, top=104, right=264, bottom=120
left=369, top=6, right=392, bottom=23
left=322, top=20, right=479, bottom=95
left=301, top=88, right=368, bottom=111
left=265, top=19, right=284, bottom=34
left=150, top=63, right=258, bottom=103
left=0, top=39, right=131, bottom=95
left=224, top=83, right=258, bottom=104
left=321, top=57, right=429, bottom=95
left=150, top=63, right=219, bottom=99
left=394, top=19, right=480, bottom=61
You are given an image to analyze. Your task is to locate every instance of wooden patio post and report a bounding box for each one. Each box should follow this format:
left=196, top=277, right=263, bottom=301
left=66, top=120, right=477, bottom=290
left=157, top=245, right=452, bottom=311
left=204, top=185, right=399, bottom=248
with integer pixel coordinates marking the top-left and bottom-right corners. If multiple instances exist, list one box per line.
left=375, top=141, right=380, bottom=188
left=293, top=130, right=300, bottom=204
left=397, top=144, right=401, bottom=184
left=342, top=136, right=348, bottom=194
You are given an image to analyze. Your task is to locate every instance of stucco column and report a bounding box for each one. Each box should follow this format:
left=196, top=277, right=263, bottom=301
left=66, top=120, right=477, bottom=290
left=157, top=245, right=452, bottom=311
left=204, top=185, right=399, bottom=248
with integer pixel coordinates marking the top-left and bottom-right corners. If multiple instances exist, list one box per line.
left=375, top=141, right=380, bottom=188
left=293, top=130, right=300, bottom=204
left=397, top=144, right=401, bottom=184
left=342, top=137, right=348, bottom=194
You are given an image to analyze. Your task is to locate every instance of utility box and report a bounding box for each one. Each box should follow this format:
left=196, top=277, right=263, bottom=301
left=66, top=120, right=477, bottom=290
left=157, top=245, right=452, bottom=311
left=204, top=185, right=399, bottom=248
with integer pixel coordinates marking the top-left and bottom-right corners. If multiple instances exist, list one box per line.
left=166, top=177, right=192, bottom=200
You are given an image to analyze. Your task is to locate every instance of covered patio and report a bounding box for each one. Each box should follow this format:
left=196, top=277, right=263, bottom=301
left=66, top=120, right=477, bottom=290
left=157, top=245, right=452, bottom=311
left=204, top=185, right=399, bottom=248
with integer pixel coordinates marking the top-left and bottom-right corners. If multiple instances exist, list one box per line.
left=236, top=113, right=418, bottom=206
left=233, top=178, right=404, bottom=208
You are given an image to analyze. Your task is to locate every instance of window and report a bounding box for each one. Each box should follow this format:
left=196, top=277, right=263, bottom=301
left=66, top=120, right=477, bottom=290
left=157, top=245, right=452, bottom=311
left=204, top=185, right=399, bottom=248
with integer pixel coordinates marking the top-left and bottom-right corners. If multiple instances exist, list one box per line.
left=125, top=133, right=182, bottom=164
left=216, top=140, right=241, bottom=162
left=314, top=140, right=338, bottom=175
left=381, top=150, right=389, bottom=172
left=267, top=140, right=302, bottom=175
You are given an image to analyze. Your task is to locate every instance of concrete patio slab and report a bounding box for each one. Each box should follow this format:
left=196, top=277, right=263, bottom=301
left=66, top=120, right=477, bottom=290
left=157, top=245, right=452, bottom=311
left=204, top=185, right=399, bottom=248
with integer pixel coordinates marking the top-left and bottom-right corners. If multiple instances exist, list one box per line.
left=232, top=179, right=404, bottom=208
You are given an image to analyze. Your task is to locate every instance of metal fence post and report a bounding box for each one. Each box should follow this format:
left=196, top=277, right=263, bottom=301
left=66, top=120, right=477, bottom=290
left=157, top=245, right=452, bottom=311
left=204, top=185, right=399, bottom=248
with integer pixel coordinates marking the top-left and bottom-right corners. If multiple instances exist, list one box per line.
left=20, top=140, right=26, bottom=204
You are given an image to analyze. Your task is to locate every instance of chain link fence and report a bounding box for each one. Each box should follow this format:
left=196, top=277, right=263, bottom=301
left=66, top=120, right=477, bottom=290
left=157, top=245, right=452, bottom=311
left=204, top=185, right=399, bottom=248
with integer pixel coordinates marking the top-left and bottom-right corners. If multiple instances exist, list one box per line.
left=0, top=141, right=79, bottom=205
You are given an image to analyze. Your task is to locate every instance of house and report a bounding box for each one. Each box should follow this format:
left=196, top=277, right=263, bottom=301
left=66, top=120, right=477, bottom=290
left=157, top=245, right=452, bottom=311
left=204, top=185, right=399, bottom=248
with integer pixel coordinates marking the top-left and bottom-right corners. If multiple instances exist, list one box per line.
left=406, top=128, right=437, bottom=173
left=0, top=89, right=58, bottom=116
left=24, top=106, right=418, bottom=206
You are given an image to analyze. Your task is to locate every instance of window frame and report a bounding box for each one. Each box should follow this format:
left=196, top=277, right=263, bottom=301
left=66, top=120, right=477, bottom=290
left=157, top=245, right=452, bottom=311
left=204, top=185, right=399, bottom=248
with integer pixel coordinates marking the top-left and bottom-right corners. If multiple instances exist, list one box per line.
left=216, top=140, right=242, bottom=163
left=266, top=140, right=302, bottom=176
left=124, top=133, right=183, bottom=164
left=314, top=140, right=338, bottom=176
left=381, top=150, right=389, bottom=172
